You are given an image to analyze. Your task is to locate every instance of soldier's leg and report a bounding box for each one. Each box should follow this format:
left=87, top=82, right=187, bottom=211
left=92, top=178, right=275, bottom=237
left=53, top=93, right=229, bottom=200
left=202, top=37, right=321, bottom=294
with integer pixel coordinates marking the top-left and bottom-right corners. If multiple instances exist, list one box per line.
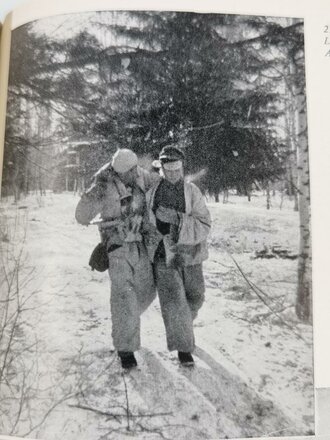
left=108, top=246, right=140, bottom=352
left=154, top=257, right=194, bottom=352
left=182, top=264, right=205, bottom=320
left=132, top=242, right=156, bottom=314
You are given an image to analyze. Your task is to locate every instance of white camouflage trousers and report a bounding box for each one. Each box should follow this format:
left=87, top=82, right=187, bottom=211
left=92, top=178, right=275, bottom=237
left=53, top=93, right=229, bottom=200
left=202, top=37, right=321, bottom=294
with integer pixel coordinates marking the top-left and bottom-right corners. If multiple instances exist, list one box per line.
left=108, top=242, right=156, bottom=352
left=154, top=258, right=205, bottom=352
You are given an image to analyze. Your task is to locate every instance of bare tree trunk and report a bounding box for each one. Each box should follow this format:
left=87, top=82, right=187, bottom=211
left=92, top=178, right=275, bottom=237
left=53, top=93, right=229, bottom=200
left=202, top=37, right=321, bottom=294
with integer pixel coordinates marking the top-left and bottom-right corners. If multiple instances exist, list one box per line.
left=22, top=98, right=30, bottom=196
left=265, top=182, right=271, bottom=210
left=23, top=95, right=34, bottom=197
left=284, top=47, right=299, bottom=212
left=288, top=32, right=312, bottom=321
left=280, top=185, right=285, bottom=210
left=24, top=159, right=29, bottom=196
left=296, top=143, right=311, bottom=321
left=65, top=170, right=69, bottom=192
left=223, top=189, right=228, bottom=204
left=295, top=105, right=312, bottom=321
left=11, top=166, right=20, bottom=203
left=287, top=116, right=299, bottom=212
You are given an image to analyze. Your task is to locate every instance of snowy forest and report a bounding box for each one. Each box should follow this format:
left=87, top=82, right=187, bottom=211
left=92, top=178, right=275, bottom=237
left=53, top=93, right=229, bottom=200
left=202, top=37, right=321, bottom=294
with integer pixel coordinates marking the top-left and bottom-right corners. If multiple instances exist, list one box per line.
left=0, top=10, right=313, bottom=440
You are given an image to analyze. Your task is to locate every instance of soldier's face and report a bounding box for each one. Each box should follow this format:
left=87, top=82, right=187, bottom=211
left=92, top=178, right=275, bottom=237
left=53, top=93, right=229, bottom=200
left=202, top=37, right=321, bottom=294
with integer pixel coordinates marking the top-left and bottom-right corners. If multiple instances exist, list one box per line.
left=119, top=166, right=138, bottom=186
left=163, top=167, right=183, bottom=184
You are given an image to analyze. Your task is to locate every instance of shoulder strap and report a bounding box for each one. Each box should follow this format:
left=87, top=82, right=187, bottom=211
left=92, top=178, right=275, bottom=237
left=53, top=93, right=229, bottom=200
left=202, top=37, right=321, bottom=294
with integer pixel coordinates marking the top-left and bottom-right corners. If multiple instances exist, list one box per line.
left=112, top=174, right=131, bottom=199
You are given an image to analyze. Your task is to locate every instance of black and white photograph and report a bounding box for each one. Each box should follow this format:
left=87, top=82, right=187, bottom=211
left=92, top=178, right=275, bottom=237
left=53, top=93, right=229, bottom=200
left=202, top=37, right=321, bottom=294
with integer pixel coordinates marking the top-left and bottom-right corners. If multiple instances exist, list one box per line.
left=0, top=9, right=313, bottom=439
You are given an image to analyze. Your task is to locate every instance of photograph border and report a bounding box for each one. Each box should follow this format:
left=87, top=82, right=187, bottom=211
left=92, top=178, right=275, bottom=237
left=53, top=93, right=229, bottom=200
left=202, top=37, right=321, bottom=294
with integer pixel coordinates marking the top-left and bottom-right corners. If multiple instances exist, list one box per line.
left=1, top=0, right=330, bottom=437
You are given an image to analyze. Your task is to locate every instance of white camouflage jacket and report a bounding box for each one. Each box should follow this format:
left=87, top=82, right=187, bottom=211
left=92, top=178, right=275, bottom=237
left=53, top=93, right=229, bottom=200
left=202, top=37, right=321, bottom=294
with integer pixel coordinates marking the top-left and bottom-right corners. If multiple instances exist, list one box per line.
left=75, top=166, right=159, bottom=247
left=145, top=180, right=211, bottom=266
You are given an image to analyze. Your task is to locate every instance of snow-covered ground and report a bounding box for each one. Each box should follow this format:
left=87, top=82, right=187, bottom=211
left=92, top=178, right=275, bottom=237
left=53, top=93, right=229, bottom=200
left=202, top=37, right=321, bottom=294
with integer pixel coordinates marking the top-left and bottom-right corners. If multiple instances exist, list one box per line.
left=0, top=192, right=314, bottom=439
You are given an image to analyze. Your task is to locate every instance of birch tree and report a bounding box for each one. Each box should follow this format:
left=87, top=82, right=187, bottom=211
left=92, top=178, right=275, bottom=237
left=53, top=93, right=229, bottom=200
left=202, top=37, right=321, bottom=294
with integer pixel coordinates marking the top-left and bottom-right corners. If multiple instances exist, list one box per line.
left=279, top=18, right=311, bottom=321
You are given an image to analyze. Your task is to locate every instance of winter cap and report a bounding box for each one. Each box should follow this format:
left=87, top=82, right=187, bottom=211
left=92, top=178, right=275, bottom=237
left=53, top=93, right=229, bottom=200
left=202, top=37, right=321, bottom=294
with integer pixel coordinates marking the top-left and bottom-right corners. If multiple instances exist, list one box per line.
left=111, top=149, right=138, bottom=173
left=162, top=160, right=183, bottom=171
left=159, top=145, right=185, bottom=163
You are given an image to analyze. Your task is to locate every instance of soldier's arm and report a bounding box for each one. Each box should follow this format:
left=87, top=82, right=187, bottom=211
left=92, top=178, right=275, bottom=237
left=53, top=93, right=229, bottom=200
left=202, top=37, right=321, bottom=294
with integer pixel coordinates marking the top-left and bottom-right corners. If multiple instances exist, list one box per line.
left=177, top=183, right=211, bottom=245
left=75, top=183, right=105, bottom=225
left=75, top=164, right=112, bottom=225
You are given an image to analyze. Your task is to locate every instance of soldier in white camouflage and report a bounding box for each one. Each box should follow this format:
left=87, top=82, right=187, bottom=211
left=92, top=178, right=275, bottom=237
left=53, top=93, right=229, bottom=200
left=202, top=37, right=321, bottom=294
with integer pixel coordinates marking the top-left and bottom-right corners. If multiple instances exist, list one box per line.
left=145, top=145, right=211, bottom=366
left=75, top=149, right=159, bottom=369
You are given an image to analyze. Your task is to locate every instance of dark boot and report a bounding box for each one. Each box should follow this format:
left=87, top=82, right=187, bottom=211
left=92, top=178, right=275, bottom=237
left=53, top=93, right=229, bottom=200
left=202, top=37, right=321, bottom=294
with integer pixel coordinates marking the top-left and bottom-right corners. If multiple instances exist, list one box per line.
left=178, top=351, right=194, bottom=367
left=118, top=351, right=137, bottom=369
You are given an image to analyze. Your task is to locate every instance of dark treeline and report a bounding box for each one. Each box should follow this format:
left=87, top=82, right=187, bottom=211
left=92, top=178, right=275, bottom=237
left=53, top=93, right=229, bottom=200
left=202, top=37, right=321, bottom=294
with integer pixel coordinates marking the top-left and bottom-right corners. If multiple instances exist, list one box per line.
left=3, top=11, right=305, bottom=199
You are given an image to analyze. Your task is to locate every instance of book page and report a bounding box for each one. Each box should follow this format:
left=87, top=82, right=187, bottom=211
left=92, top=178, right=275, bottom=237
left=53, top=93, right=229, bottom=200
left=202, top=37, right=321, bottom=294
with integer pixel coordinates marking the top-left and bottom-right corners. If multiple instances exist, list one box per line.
left=0, top=0, right=330, bottom=439
left=0, top=13, right=12, bottom=195
left=0, top=0, right=24, bottom=24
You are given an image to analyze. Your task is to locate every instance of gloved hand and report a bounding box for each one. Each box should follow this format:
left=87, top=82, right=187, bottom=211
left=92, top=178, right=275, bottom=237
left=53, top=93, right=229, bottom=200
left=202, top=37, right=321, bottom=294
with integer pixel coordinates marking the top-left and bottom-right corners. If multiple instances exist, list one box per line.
left=155, top=206, right=180, bottom=225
